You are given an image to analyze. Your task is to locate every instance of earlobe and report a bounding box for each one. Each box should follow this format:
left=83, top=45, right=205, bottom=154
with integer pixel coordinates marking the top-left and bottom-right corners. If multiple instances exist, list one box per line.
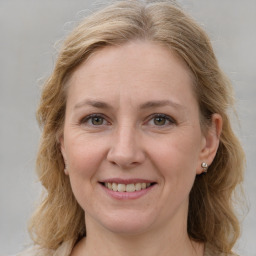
left=59, top=135, right=66, bottom=158
left=197, top=113, right=223, bottom=174
left=59, top=136, right=69, bottom=175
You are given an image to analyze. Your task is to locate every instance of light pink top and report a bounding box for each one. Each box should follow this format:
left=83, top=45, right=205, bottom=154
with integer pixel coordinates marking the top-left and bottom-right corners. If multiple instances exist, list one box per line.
left=16, top=241, right=233, bottom=256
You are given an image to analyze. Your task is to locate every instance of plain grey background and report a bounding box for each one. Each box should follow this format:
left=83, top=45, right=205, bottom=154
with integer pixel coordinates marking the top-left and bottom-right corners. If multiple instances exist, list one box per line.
left=0, top=0, right=255, bottom=255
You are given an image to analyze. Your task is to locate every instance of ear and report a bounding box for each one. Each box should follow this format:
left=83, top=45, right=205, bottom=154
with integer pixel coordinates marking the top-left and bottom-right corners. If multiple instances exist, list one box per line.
left=196, top=113, right=223, bottom=175
left=59, top=135, right=69, bottom=175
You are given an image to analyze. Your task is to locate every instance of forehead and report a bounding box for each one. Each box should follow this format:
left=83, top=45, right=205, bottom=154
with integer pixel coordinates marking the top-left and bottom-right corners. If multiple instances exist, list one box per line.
left=67, top=41, right=196, bottom=106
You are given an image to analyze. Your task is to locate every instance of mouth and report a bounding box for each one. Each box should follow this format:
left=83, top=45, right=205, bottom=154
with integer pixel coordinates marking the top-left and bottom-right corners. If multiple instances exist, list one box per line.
left=99, top=179, right=157, bottom=200
left=100, top=182, right=156, bottom=192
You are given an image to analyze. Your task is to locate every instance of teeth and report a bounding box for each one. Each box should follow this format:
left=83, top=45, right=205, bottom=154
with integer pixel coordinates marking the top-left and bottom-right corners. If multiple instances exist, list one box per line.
left=117, top=184, right=125, bottom=192
left=141, top=183, right=146, bottom=189
left=135, top=183, right=141, bottom=191
left=112, top=183, right=118, bottom=192
left=104, top=182, right=152, bottom=192
left=126, top=184, right=135, bottom=192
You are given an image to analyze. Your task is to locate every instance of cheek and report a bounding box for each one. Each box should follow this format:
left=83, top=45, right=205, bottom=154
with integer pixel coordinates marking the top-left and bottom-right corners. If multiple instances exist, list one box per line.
left=65, top=140, right=104, bottom=209
left=150, top=131, right=202, bottom=183
left=65, top=137, right=105, bottom=180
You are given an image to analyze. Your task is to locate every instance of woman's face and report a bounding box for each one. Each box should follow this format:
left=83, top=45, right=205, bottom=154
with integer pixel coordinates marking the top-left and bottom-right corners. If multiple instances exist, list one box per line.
left=60, top=41, right=217, bottom=235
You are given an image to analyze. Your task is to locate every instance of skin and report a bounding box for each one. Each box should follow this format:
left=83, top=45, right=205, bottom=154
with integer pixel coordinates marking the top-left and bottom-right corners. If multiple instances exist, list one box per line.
left=60, top=41, right=222, bottom=256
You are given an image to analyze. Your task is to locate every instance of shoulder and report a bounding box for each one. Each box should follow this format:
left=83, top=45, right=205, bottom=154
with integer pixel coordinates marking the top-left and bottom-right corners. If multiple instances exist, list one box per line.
left=14, top=240, right=73, bottom=256
left=15, top=246, right=54, bottom=256
left=204, top=243, right=239, bottom=256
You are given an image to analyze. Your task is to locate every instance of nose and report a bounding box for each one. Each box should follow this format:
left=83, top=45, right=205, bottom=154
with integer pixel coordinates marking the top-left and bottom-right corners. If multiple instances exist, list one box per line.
left=107, top=124, right=146, bottom=169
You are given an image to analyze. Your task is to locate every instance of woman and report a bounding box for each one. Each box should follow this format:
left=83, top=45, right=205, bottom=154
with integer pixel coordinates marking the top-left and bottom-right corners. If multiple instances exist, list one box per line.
left=18, top=0, right=245, bottom=255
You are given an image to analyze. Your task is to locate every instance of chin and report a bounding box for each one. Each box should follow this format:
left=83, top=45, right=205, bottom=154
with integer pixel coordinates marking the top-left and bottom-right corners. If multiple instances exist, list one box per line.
left=104, top=222, right=152, bottom=235
left=91, top=210, right=157, bottom=235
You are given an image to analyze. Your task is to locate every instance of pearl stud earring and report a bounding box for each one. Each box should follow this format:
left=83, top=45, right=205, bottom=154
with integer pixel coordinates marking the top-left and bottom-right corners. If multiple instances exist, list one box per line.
left=201, top=162, right=208, bottom=173
left=64, top=164, right=68, bottom=175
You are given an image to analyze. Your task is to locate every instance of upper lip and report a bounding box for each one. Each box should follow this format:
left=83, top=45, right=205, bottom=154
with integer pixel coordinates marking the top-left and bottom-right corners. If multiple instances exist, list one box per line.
left=99, top=178, right=156, bottom=185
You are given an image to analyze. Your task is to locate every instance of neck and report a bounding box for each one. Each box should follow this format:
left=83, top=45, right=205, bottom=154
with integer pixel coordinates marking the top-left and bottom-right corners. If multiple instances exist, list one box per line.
left=72, top=216, right=204, bottom=256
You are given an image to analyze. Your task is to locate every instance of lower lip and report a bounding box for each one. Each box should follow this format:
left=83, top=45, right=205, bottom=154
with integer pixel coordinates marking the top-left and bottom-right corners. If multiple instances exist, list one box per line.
left=100, top=184, right=156, bottom=200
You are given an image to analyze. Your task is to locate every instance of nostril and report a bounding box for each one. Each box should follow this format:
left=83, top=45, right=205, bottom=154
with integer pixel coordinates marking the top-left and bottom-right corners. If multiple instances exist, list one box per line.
left=107, top=152, right=142, bottom=169
left=106, top=135, right=146, bottom=169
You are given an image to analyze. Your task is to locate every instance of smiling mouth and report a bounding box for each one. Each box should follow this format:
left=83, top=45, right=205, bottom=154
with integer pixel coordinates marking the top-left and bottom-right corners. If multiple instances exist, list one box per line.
left=101, top=182, right=156, bottom=192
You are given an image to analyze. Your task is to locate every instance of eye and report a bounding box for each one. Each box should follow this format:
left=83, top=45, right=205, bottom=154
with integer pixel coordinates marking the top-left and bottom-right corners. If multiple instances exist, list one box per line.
left=80, top=114, right=109, bottom=126
left=147, top=114, right=176, bottom=127
left=153, top=116, right=167, bottom=126
left=90, top=116, right=104, bottom=125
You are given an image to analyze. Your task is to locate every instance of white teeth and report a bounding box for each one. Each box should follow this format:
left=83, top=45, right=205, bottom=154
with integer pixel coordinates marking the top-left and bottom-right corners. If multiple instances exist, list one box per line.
left=104, top=182, right=153, bottom=192
left=135, top=183, right=142, bottom=191
left=126, top=184, right=135, bottom=192
left=141, top=183, right=146, bottom=189
left=112, top=183, right=118, bottom=191
left=117, top=184, right=126, bottom=192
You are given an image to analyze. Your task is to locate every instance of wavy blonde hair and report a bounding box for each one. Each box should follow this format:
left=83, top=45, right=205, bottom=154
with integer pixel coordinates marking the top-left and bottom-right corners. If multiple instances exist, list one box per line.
left=29, top=0, right=245, bottom=254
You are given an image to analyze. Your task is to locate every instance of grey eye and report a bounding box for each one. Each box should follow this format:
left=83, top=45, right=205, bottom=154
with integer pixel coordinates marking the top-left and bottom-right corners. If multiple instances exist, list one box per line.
left=91, top=116, right=104, bottom=125
left=153, top=116, right=167, bottom=126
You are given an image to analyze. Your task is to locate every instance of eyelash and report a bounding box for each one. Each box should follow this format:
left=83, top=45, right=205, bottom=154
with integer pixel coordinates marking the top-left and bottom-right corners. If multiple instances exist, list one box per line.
left=146, top=113, right=176, bottom=127
left=80, top=114, right=109, bottom=126
left=79, top=113, right=176, bottom=127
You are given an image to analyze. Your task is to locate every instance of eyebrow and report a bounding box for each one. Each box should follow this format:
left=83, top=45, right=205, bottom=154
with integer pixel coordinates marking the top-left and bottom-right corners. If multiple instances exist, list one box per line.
left=74, top=99, right=185, bottom=111
left=139, top=100, right=185, bottom=110
left=74, top=99, right=113, bottom=110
